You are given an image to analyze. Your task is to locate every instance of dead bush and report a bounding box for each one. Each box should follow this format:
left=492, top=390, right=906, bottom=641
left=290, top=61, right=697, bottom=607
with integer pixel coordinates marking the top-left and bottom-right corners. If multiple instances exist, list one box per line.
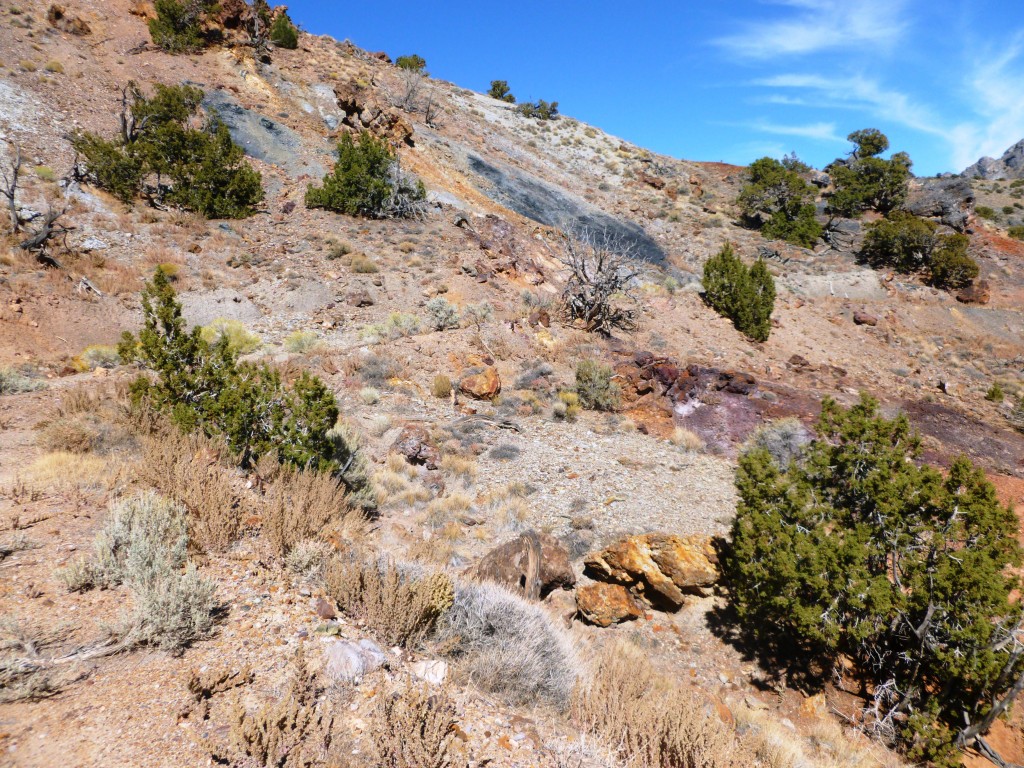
left=367, top=676, right=464, bottom=768
left=324, top=553, right=453, bottom=648
left=136, top=428, right=250, bottom=552
left=0, top=620, right=78, bottom=702
left=434, top=579, right=579, bottom=708
left=38, top=415, right=99, bottom=454
left=571, top=641, right=738, bottom=768
left=207, top=647, right=332, bottom=768
left=265, top=465, right=368, bottom=558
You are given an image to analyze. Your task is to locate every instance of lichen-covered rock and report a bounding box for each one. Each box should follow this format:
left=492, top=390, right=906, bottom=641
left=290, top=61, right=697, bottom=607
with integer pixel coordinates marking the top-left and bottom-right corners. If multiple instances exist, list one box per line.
left=584, top=533, right=718, bottom=609
left=473, top=530, right=574, bottom=599
left=391, top=424, right=440, bottom=469
left=576, top=583, right=641, bottom=627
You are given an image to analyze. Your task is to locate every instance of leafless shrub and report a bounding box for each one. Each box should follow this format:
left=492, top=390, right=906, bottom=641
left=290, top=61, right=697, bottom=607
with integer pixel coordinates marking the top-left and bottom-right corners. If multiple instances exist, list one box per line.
left=367, top=676, right=464, bottom=768
left=558, top=228, right=642, bottom=335
left=1, top=144, right=21, bottom=233
left=207, top=647, right=333, bottom=768
left=396, top=69, right=424, bottom=112
left=324, top=552, right=453, bottom=647
left=136, top=428, right=248, bottom=552
left=434, top=579, right=579, bottom=707
left=741, top=417, right=810, bottom=469
left=0, top=620, right=77, bottom=702
left=571, top=641, right=738, bottom=768
left=265, top=465, right=367, bottom=558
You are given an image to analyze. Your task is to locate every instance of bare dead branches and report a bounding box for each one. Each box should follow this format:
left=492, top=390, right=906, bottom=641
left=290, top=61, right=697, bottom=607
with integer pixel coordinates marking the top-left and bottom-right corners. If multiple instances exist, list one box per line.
left=557, top=228, right=642, bottom=335
left=1, top=145, right=20, bottom=233
left=18, top=206, right=72, bottom=260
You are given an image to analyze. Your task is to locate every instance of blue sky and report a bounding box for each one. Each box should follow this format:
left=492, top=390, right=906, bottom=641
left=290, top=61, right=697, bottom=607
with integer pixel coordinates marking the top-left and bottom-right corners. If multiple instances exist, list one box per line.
left=285, top=0, right=1024, bottom=176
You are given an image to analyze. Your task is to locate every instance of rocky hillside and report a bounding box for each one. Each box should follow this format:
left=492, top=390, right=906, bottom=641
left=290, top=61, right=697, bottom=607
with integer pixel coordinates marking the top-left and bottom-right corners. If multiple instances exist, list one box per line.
left=963, top=138, right=1024, bottom=180
left=2, top=2, right=1024, bottom=767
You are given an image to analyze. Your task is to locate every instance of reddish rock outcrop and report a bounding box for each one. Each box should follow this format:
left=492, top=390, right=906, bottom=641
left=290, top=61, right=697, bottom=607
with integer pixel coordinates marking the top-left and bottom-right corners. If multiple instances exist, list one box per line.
left=576, top=583, right=642, bottom=627
left=584, top=533, right=719, bottom=609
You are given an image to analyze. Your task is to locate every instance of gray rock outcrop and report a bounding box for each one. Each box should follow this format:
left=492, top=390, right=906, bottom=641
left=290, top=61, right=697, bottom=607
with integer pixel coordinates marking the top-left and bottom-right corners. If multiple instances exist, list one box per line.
left=906, top=177, right=975, bottom=232
left=962, top=139, right=1024, bottom=180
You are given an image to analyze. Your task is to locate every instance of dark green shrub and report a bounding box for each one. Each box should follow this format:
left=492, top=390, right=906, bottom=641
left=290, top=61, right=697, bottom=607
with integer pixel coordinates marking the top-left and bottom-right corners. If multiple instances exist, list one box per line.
left=574, top=359, right=620, bottom=411
left=928, top=234, right=978, bottom=289
left=702, top=244, right=775, bottom=342
left=305, top=132, right=425, bottom=219
left=119, top=269, right=363, bottom=483
left=69, top=133, right=144, bottom=204
left=826, top=129, right=912, bottom=217
left=860, top=212, right=978, bottom=289
left=148, top=0, right=215, bottom=53
left=162, top=121, right=264, bottom=218
left=985, top=382, right=1004, bottom=402
left=517, top=100, right=559, bottom=120
left=268, top=12, right=298, bottom=49
left=976, top=205, right=996, bottom=220
left=1003, top=205, right=1015, bottom=215
left=724, top=393, right=1023, bottom=766
left=72, top=82, right=262, bottom=217
left=1008, top=225, right=1024, bottom=240
left=737, top=156, right=822, bottom=247
left=488, top=80, right=515, bottom=103
left=395, top=54, right=427, bottom=73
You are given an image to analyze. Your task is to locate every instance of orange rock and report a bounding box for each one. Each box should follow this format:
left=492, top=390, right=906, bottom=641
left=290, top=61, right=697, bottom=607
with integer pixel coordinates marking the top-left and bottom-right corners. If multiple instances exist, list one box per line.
left=576, top=583, right=642, bottom=627
left=584, top=533, right=719, bottom=609
left=458, top=366, right=501, bottom=400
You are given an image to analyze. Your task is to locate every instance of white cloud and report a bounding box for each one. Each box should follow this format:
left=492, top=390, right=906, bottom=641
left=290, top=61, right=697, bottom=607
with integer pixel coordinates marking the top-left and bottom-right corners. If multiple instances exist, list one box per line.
left=949, top=37, right=1024, bottom=170
left=715, top=0, right=909, bottom=59
left=746, top=120, right=844, bottom=142
left=754, top=73, right=947, bottom=138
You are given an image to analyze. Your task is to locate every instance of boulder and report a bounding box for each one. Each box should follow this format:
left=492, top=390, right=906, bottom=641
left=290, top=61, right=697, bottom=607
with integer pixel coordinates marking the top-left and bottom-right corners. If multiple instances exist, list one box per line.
left=391, top=424, right=440, bottom=469
left=956, top=280, right=991, bottom=305
left=347, top=288, right=375, bottom=307
left=853, top=310, right=878, bottom=327
left=47, top=4, right=91, bottom=34
left=906, top=177, right=975, bottom=231
left=410, top=659, right=448, bottom=685
left=473, top=530, right=575, bottom=599
left=542, top=589, right=580, bottom=628
left=459, top=366, right=501, bottom=400
left=576, top=583, right=642, bottom=627
left=584, top=533, right=719, bottom=610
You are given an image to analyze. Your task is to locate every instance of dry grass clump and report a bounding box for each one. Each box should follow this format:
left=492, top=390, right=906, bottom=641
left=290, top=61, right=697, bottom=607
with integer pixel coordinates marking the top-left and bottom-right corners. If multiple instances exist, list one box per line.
left=284, top=539, right=333, bottom=580
left=55, top=493, right=217, bottom=655
left=135, top=428, right=251, bottom=552
left=264, top=463, right=367, bottom=558
left=350, top=253, right=379, bottom=273
left=741, top=417, right=810, bottom=469
left=207, top=648, right=333, bottom=768
left=324, top=552, right=453, bottom=648
left=435, top=579, right=579, bottom=707
left=439, top=453, right=477, bottom=485
left=572, top=641, right=738, bottom=768
left=200, top=318, right=262, bottom=355
left=38, top=415, right=100, bottom=453
left=284, top=329, right=321, bottom=354
left=375, top=453, right=431, bottom=507
left=478, top=483, right=531, bottom=532
left=27, top=451, right=110, bottom=491
left=366, top=677, right=464, bottom=768
left=670, top=426, right=705, bottom=452
left=733, top=704, right=889, bottom=768
left=431, top=374, right=452, bottom=398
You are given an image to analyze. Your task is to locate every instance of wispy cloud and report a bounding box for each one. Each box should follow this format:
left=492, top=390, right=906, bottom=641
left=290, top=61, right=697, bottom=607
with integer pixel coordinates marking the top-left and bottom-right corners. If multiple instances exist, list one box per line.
left=949, top=36, right=1024, bottom=170
left=745, top=120, right=844, bottom=142
left=715, top=0, right=909, bottom=59
left=754, top=73, right=947, bottom=138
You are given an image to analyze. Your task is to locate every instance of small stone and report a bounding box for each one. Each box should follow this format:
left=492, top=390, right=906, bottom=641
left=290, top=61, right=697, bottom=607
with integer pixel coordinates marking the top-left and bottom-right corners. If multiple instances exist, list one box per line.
left=576, top=583, right=642, bottom=627
left=314, top=597, right=336, bottom=620
left=853, top=310, right=878, bottom=327
left=410, top=659, right=448, bottom=685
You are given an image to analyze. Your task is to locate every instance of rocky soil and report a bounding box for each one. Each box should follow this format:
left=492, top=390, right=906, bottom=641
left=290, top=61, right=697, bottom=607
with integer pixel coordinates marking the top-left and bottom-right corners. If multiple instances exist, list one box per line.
left=2, top=1, right=1024, bottom=767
